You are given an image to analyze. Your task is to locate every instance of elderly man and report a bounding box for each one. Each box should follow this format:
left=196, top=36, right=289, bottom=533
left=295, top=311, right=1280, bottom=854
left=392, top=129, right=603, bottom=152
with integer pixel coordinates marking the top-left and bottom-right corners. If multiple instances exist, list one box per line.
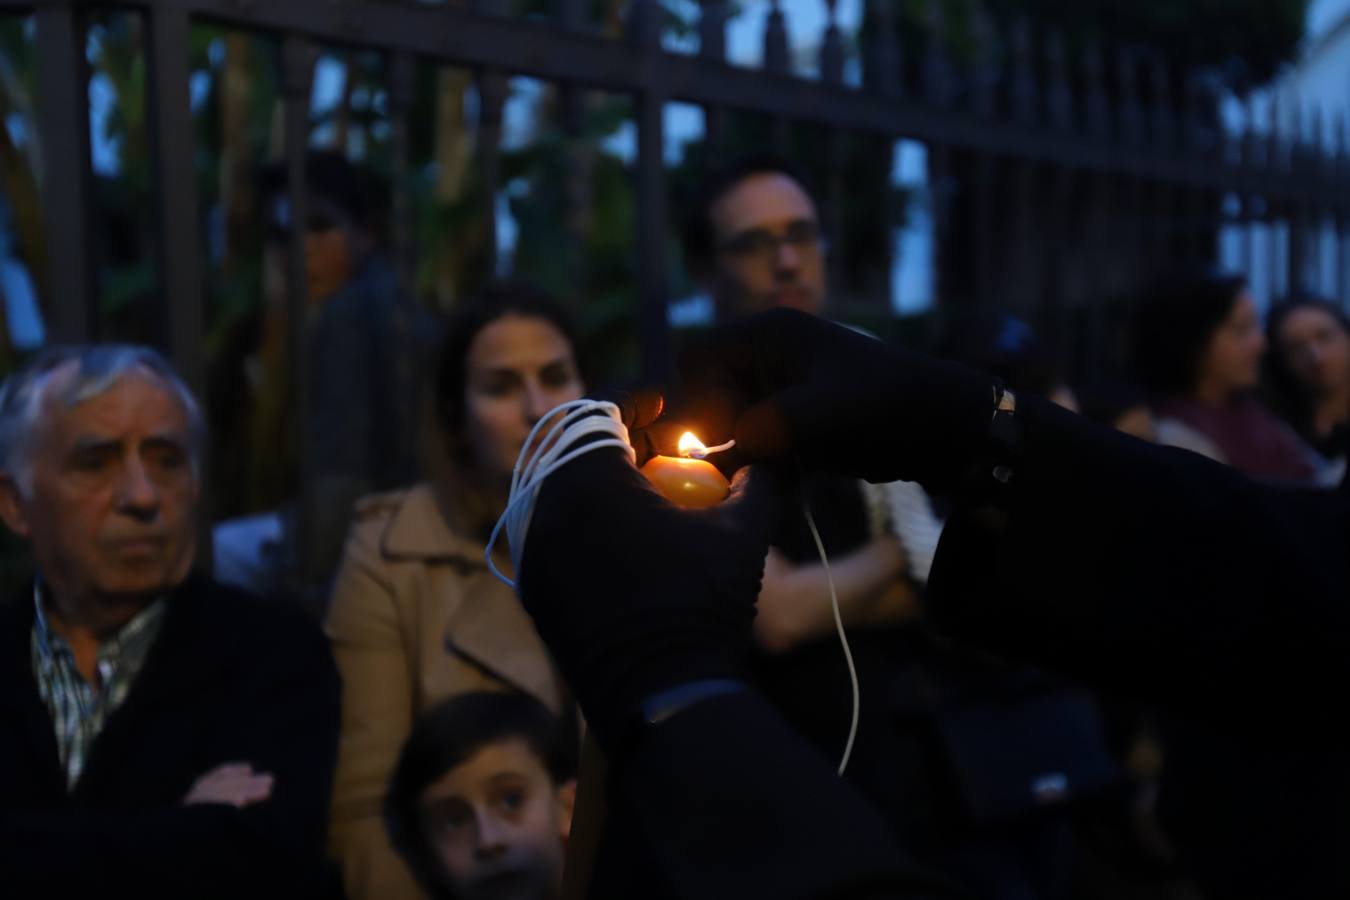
left=0, top=346, right=340, bottom=898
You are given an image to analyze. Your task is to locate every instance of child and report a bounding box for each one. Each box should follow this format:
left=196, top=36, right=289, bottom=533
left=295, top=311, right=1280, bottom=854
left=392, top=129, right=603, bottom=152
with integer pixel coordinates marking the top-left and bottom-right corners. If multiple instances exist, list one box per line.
left=385, top=692, right=577, bottom=900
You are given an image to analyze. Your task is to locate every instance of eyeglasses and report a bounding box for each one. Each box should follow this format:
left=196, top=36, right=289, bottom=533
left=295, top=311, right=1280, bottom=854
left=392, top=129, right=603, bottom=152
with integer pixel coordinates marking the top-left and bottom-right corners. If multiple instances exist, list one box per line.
left=718, top=219, right=823, bottom=264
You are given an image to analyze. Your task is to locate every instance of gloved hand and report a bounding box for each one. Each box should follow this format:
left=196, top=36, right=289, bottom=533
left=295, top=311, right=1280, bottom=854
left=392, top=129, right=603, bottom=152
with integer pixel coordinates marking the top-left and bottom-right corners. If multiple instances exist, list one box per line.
left=677, top=308, right=999, bottom=490
left=517, top=435, right=783, bottom=751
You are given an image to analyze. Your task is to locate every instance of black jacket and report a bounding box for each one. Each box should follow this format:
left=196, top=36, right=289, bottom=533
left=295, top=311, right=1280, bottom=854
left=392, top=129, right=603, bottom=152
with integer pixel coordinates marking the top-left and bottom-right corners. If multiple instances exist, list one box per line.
left=927, top=397, right=1350, bottom=898
left=0, top=573, right=341, bottom=898
left=594, top=690, right=963, bottom=900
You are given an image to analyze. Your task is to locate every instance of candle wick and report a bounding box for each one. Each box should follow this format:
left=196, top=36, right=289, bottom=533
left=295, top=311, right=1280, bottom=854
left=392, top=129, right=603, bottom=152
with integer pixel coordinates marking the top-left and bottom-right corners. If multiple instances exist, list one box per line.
left=686, top=439, right=736, bottom=459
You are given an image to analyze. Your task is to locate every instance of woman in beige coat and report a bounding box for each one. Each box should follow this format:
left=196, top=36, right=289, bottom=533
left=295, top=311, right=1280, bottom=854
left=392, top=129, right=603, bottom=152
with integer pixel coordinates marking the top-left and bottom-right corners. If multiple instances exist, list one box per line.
left=325, top=282, right=586, bottom=900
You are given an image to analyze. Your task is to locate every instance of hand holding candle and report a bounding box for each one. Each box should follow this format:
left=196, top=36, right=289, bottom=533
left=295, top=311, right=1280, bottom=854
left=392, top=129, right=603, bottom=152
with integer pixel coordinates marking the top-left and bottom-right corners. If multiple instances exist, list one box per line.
left=640, top=432, right=732, bottom=508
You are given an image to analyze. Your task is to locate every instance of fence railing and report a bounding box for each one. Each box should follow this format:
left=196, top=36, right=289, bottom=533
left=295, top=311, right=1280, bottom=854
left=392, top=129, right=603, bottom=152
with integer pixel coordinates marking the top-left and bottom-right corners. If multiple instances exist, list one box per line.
left=7, top=1, right=1350, bottom=372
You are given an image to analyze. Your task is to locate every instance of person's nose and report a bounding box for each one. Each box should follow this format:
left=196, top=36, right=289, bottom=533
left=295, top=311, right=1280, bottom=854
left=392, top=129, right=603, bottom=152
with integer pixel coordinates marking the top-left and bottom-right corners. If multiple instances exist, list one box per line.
left=523, top=381, right=555, bottom=426
left=115, top=458, right=160, bottom=521
left=473, top=811, right=509, bottom=861
left=774, top=237, right=802, bottom=274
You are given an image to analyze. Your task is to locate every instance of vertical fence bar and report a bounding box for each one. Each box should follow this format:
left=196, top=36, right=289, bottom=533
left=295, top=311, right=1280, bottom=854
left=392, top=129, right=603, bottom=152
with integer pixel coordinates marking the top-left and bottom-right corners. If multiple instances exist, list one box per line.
left=34, top=4, right=94, bottom=342
left=699, top=0, right=729, bottom=150
left=555, top=0, right=587, bottom=307
left=1148, top=54, right=1172, bottom=155
left=472, top=0, right=510, bottom=277
left=279, top=33, right=316, bottom=594
left=1337, top=115, right=1349, bottom=308
left=970, top=5, right=997, bottom=119
left=922, top=0, right=953, bottom=109
left=864, top=0, right=899, bottom=96
left=1117, top=47, right=1142, bottom=148
left=144, top=4, right=211, bottom=568
left=146, top=5, right=205, bottom=393
left=387, top=50, right=416, bottom=294
left=1009, top=17, right=1036, bottom=126
left=763, top=0, right=789, bottom=150
left=476, top=71, right=506, bottom=277
left=1045, top=29, right=1071, bottom=132
left=628, top=0, right=670, bottom=378
left=819, top=0, right=849, bottom=311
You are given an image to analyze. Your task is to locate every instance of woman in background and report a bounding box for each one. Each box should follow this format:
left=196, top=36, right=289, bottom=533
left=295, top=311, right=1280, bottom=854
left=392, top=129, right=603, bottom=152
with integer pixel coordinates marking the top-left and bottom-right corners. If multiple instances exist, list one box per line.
left=1265, top=296, right=1350, bottom=483
left=325, top=281, right=586, bottom=900
left=1130, top=270, right=1317, bottom=483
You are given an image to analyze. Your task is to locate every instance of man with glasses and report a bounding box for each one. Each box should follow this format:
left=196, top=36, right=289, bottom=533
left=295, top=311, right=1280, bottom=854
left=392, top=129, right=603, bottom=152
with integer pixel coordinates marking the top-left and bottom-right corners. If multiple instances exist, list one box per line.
left=679, top=153, right=934, bottom=847
left=684, top=152, right=829, bottom=320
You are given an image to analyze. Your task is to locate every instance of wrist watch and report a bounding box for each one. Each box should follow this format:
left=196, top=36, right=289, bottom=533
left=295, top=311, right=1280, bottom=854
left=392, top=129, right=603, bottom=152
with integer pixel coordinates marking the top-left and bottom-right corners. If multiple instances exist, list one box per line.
left=989, top=385, right=1020, bottom=484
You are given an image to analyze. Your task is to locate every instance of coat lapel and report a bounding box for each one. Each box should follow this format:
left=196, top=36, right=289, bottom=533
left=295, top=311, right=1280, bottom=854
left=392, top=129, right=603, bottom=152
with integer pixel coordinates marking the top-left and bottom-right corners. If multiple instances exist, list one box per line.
left=71, top=575, right=215, bottom=798
left=381, top=485, right=561, bottom=708
left=442, top=574, right=562, bottom=708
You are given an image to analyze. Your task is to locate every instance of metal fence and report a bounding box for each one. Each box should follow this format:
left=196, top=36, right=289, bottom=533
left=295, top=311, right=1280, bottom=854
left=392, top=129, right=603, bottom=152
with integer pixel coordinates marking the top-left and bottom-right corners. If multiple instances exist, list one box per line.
left=2, top=0, right=1349, bottom=585
left=8, top=0, right=1350, bottom=374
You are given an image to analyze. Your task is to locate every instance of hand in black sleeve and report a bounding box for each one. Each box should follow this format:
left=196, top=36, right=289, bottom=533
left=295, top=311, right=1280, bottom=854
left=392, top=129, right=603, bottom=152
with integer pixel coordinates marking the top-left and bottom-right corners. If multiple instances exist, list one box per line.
left=515, top=423, right=960, bottom=900
left=676, top=308, right=997, bottom=489
left=518, top=436, right=781, bottom=749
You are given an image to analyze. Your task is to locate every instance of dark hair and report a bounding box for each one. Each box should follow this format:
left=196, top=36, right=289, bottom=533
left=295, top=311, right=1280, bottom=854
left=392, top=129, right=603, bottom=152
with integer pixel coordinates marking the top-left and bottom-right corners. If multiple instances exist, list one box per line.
left=937, top=310, right=1063, bottom=397
left=433, top=279, right=583, bottom=449
left=680, top=151, right=821, bottom=277
left=1130, top=269, right=1248, bottom=397
left=258, top=150, right=381, bottom=229
left=384, top=691, right=578, bottom=898
left=1264, top=294, right=1350, bottom=435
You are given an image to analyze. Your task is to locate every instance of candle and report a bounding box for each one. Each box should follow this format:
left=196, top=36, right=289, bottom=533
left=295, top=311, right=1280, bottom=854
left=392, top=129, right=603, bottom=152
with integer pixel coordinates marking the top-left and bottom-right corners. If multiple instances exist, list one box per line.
left=640, top=432, right=731, bottom=508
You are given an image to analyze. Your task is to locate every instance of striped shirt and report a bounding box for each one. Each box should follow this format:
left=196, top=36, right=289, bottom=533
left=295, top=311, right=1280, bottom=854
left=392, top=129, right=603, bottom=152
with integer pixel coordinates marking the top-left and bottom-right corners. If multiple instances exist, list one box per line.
left=30, top=586, right=168, bottom=789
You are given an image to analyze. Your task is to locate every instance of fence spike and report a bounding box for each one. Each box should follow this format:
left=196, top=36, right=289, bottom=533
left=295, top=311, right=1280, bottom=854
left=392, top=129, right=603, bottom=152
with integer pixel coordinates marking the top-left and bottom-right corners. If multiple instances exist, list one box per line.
left=764, top=0, right=790, bottom=74
left=1009, top=15, right=1035, bottom=124
left=820, top=0, right=844, bottom=85
left=1045, top=28, right=1072, bottom=130
left=923, top=0, right=953, bottom=107
left=1082, top=39, right=1109, bottom=138
left=1148, top=51, right=1173, bottom=151
left=1117, top=46, right=1142, bottom=145
left=970, top=4, right=999, bottom=118
left=864, top=0, right=900, bottom=96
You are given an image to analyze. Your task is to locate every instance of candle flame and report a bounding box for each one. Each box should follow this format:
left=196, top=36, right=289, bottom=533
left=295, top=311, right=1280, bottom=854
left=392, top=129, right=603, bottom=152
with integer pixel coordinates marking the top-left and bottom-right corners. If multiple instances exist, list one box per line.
left=678, top=432, right=707, bottom=457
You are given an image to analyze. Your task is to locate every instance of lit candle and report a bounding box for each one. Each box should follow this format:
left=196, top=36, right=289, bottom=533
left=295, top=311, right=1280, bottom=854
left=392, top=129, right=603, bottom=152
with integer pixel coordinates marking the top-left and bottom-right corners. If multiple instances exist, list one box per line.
left=640, top=431, right=732, bottom=508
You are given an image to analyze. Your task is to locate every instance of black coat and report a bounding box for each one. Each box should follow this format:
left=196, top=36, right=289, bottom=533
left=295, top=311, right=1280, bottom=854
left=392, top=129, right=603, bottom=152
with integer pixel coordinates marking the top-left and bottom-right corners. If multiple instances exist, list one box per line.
left=0, top=573, right=342, bottom=899
left=594, top=690, right=963, bottom=900
left=927, top=397, right=1350, bottom=899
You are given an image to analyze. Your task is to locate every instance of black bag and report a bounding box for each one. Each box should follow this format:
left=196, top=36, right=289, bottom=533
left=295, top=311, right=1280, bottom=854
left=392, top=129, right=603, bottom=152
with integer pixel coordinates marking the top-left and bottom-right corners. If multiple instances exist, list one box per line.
left=932, top=685, right=1122, bottom=826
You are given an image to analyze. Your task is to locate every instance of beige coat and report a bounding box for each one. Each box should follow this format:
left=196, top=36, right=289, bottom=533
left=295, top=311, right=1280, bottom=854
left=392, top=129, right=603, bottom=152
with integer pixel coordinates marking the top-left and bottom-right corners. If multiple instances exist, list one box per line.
left=325, top=483, right=565, bottom=900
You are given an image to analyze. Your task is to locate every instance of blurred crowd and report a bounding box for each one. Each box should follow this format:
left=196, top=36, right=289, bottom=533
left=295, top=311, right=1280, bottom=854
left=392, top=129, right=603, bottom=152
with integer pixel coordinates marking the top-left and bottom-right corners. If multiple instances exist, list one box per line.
left=1, top=148, right=1347, bottom=900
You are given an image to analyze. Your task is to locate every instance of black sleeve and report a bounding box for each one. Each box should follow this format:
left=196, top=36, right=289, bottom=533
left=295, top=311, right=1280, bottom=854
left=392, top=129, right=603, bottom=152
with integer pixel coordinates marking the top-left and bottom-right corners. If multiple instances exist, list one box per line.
left=596, top=690, right=962, bottom=900
left=0, top=609, right=342, bottom=900
left=926, top=396, right=1350, bottom=736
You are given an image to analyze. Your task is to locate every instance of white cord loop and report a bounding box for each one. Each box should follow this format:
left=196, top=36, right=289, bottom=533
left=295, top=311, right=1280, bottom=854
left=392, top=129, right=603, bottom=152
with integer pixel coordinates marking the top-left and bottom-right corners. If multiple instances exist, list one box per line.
left=485, top=399, right=634, bottom=588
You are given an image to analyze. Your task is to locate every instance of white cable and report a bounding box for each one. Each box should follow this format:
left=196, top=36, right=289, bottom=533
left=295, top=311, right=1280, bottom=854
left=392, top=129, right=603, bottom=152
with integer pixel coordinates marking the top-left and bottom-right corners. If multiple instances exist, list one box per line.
left=485, top=399, right=633, bottom=588
left=804, top=500, right=860, bottom=777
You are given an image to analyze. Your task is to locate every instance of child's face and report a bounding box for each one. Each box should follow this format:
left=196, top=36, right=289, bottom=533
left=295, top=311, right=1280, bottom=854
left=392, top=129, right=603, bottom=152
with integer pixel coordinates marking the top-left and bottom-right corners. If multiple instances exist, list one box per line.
left=419, top=738, right=575, bottom=900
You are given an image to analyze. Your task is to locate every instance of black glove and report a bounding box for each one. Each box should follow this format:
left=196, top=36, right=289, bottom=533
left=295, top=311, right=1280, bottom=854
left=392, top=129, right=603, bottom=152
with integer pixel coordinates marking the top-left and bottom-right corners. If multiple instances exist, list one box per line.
left=677, top=308, right=999, bottom=490
left=517, top=436, right=783, bottom=751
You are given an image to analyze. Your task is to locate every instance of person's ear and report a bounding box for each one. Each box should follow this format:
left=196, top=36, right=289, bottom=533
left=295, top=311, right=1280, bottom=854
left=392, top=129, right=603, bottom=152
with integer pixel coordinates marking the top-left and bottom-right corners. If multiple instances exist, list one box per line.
left=555, top=778, right=577, bottom=841
left=0, top=473, right=32, bottom=538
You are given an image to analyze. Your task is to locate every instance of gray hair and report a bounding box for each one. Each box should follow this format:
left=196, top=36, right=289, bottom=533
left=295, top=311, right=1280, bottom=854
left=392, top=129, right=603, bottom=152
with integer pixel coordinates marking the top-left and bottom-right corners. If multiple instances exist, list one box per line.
left=0, top=345, right=207, bottom=496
